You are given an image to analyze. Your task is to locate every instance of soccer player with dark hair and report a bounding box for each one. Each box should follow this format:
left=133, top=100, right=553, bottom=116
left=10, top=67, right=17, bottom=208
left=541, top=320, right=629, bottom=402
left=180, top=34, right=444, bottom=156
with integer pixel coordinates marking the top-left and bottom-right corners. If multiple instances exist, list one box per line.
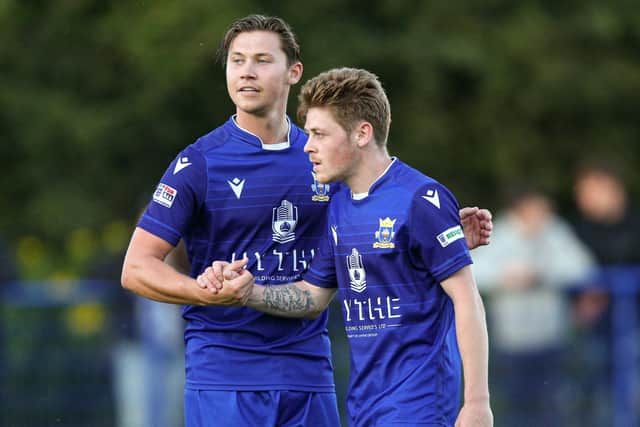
left=122, top=14, right=492, bottom=427
left=207, top=68, right=493, bottom=426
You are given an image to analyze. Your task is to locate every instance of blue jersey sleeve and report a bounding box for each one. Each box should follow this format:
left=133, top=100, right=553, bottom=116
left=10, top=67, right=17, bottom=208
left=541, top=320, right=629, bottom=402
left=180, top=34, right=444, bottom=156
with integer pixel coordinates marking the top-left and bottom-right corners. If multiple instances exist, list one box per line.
left=408, top=183, right=472, bottom=283
left=302, top=222, right=337, bottom=289
left=138, top=145, right=206, bottom=246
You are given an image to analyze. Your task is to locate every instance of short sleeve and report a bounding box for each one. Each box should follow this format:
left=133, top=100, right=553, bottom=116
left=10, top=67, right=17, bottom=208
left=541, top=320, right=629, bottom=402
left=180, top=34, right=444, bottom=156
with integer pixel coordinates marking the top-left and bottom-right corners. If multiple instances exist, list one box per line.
left=302, top=222, right=337, bottom=289
left=137, top=145, right=206, bottom=246
left=408, top=183, right=472, bottom=283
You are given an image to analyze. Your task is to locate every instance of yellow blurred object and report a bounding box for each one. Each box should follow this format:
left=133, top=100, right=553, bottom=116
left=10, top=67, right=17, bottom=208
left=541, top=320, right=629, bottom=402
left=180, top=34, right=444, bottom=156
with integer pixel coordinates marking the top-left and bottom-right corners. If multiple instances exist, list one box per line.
left=102, top=220, right=130, bottom=254
left=65, top=303, right=106, bottom=336
left=66, top=228, right=98, bottom=265
left=16, top=236, right=48, bottom=279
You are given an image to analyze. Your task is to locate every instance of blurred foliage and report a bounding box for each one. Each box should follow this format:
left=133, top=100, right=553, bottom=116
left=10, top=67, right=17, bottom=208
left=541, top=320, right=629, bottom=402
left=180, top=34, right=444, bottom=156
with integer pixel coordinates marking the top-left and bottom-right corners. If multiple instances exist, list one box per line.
left=2, top=0, right=639, bottom=278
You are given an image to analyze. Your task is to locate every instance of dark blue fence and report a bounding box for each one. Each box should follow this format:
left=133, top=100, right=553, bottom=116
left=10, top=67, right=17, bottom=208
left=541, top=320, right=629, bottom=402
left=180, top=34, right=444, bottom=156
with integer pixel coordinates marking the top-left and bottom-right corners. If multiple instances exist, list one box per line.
left=597, top=267, right=640, bottom=427
left=1, top=280, right=117, bottom=427
left=2, top=268, right=639, bottom=426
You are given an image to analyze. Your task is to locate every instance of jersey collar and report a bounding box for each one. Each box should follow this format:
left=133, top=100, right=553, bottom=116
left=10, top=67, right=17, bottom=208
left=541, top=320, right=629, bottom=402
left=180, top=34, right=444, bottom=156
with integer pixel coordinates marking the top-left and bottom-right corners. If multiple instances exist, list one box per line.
left=228, top=115, right=292, bottom=151
left=350, top=157, right=398, bottom=200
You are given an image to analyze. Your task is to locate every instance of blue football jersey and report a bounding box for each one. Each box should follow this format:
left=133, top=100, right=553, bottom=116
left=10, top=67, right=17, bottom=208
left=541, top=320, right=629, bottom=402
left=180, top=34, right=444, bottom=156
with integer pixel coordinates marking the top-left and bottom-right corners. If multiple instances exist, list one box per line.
left=138, top=116, right=337, bottom=391
left=304, top=159, right=472, bottom=426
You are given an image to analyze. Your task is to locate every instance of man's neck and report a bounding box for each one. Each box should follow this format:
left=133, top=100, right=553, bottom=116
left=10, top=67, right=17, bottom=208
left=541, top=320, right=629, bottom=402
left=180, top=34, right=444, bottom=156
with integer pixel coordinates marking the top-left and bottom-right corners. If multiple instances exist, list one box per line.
left=235, top=110, right=289, bottom=145
left=346, top=150, right=392, bottom=195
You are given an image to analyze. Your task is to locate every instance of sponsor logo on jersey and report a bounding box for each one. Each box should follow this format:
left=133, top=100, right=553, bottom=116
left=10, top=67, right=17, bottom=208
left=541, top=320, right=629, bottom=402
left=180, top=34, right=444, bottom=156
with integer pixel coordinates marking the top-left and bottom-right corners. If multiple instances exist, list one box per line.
left=346, top=248, right=367, bottom=293
left=231, top=248, right=316, bottom=275
left=311, top=172, right=330, bottom=202
left=153, top=183, right=177, bottom=208
left=422, top=188, right=440, bottom=209
left=227, top=177, right=246, bottom=199
left=272, top=200, right=298, bottom=243
left=343, top=296, right=402, bottom=323
left=437, top=225, right=464, bottom=247
left=173, top=157, right=192, bottom=175
left=373, top=217, right=396, bottom=248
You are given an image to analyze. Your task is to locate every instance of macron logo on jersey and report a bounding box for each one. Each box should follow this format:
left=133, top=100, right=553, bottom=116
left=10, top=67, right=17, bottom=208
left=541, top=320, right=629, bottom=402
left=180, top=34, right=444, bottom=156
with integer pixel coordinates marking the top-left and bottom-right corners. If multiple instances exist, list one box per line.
left=227, top=177, right=246, bottom=199
left=422, top=189, right=440, bottom=209
left=173, top=157, right=192, bottom=175
left=153, top=183, right=177, bottom=208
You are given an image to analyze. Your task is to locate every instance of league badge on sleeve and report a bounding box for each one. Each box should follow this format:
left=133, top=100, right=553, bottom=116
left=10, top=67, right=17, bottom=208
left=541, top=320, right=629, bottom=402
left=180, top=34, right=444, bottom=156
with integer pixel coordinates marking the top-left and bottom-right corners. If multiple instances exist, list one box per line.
left=436, top=225, right=464, bottom=247
left=153, top=183, right=177, bottom=208
left=373, top=217, right=396, bottom=248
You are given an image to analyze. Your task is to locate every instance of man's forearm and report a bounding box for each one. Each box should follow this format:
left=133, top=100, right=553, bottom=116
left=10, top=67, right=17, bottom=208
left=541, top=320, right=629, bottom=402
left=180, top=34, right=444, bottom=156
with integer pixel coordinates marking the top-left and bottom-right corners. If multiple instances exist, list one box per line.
left=122, top=255, right=207, bottom=305
left=455, top=290, right=491, bottom=403
left=246, top=282, right=328, bottom=319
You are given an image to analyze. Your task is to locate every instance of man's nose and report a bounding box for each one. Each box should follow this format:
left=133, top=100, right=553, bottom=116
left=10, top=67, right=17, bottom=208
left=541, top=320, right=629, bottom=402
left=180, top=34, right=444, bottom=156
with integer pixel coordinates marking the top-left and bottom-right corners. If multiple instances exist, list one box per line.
left=240, top=61, right=257, bottom=79
left=304, top=139, right=314, bottom=153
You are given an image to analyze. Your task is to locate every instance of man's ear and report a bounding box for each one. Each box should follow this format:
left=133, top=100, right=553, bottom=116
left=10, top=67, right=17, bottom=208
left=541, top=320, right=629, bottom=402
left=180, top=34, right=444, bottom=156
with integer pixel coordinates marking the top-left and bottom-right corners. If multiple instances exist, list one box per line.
left=288, top=62, right=303, bottom=85
left=354, top=121, right=375, bottom=148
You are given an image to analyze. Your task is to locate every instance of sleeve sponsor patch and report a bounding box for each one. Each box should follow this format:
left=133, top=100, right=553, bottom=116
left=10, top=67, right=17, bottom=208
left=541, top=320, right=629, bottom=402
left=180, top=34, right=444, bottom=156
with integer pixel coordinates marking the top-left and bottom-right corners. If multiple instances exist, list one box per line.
left=153, top=183, right=177, bottom=208
left=436, top=225, right=464, bottom=247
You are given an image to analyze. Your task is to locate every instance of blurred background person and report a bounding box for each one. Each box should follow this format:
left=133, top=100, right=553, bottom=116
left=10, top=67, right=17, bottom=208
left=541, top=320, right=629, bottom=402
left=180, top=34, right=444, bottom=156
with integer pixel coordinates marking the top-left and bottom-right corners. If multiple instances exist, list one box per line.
left=570, top=159, right=640, bottom=424
left=472, top=186, right=595, bottom=426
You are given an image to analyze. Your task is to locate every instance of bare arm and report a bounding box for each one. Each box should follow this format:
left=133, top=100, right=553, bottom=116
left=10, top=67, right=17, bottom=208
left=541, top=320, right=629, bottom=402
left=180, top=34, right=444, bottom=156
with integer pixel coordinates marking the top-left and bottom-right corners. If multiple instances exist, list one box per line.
left=121, top=227, right=252, bottom=306
left=440, top=266, right=493, bottom=426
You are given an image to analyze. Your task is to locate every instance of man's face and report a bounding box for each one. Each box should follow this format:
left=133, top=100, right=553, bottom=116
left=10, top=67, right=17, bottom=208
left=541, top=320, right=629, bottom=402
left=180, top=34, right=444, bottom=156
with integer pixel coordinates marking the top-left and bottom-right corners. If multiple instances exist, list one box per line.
left=304, top=107, right=360, bottom=184
left=575, top=172, right=625, bottom=221
left=226, top=31, right=297, bottom=116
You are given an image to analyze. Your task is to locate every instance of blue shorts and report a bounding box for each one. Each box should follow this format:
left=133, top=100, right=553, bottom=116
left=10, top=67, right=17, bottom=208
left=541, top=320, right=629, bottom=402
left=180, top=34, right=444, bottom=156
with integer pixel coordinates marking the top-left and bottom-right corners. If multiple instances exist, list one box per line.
left=184, top=389, right=340, bottom=427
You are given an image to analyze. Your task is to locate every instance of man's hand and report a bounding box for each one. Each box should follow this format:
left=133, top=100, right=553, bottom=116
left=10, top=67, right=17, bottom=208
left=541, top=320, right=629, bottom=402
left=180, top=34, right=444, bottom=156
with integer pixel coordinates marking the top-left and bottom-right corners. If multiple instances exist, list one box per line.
left=455, top=398, right=493, bottom=427
left=196, top=258, right=253, bottom=306
left=459, top=207, right=493, bottom=250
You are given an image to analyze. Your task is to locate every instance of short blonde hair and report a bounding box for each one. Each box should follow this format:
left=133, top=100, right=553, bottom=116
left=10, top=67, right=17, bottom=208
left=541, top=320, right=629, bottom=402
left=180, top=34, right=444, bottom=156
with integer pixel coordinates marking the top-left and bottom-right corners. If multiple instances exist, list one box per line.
left=297, top=68, right=391, bottom=147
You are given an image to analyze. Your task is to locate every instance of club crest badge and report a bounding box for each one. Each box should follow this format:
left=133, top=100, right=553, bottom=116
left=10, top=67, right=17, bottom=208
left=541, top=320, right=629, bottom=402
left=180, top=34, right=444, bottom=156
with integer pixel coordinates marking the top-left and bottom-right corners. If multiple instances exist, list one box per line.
left=272, top=200, right=298, bottom=243
left=346, top=248, right=367, bottom=293
left=311, top=172, right=330, bottom=202
left=373, top=217, right=396, bottom=248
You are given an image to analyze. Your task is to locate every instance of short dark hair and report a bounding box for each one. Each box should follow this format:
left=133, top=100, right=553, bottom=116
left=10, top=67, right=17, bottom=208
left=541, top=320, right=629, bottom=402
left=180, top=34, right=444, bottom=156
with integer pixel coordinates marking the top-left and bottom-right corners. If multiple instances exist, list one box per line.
left=575, top=157, right=624, bottom=184
left=297, top=68, right=391, bottom=147
left=217, top=14, right=301, bottom=67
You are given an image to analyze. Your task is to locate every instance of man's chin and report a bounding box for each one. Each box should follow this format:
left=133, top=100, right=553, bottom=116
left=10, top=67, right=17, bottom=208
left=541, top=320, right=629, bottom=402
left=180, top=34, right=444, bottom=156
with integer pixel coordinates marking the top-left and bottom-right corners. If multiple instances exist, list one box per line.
left=236, top=103, right=267, bottom=117
left=316, top=174, right=334, bottom=184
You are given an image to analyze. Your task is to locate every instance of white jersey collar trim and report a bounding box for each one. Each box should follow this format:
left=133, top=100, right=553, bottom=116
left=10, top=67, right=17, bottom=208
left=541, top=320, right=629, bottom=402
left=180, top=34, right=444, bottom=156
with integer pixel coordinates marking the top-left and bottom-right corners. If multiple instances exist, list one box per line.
left=232, top=115, right=291, bottom=151
left=351, top=157, right=397, bottom=200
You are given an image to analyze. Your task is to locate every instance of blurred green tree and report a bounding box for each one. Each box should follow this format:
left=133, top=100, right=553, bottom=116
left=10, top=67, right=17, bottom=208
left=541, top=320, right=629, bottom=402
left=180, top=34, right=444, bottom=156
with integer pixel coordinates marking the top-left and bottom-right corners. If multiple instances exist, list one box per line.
left=1, top=0, right=638, bottom=276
